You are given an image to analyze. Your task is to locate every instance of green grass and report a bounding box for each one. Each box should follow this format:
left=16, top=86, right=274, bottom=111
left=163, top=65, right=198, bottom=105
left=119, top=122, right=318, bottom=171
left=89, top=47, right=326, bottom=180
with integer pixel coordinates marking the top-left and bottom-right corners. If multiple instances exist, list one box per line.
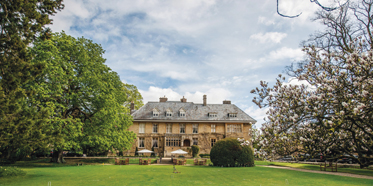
left=0, top=165, right=372, bottom=186
left=255, top=161, right=373, bottom=177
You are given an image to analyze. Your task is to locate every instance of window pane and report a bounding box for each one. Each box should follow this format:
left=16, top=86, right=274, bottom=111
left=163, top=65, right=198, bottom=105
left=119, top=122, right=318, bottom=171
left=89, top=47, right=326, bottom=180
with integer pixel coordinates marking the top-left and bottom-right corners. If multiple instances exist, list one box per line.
left=211, top=124, right=216, bottom=132
left=180, top=124, right=185, bottom=133
left=193, top=124, right=198, bottom=133
left=152, top=138, right=158, bottom=148
left=167, top=124, right=172, bottom=133
left=153, top=124, right=158, bottom=133
left=139, top=138, right=144, bottom=148
left=139, top=123, right=145, bottom=133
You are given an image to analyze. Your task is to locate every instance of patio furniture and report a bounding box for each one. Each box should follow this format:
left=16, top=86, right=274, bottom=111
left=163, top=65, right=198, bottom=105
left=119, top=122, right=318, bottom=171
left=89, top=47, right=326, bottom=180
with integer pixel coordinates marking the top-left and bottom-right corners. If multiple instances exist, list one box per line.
left=194, top=159, right=198, bottom=165
left=178, top=159, right=184, bottom=165
left=199, top=159, right=207, bottom=165
left=320, top=162, right=337, bottom=172
left=124, top=158, right=129, bottom=165
left=147, top=159, right=151, bottom=165
left=139, top=158, right=143, bottom=165
left=173, top=159, right=178, bottom=165
left=115, top=158, right=120, bottom=165
left=120, top=160, right=125, bottom=165
left=183, top=159, right=186, bottom=165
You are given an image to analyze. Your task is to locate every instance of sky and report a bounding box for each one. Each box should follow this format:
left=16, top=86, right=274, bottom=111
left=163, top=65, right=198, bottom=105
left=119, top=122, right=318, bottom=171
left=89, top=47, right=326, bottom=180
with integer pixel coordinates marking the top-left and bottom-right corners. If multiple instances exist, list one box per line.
left=48, top=0, right=346, bottom=128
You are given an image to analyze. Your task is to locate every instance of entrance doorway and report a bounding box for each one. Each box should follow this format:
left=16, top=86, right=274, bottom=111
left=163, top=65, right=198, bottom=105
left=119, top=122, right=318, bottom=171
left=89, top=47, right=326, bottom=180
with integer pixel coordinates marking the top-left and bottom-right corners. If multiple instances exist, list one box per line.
left=183, top=139, right=190, bottom=147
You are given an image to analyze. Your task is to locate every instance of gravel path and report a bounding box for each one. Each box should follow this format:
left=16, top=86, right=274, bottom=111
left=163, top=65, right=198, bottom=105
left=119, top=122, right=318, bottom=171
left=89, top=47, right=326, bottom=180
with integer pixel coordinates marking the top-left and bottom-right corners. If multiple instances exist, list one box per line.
left=259, top=165, right=373, bottom=180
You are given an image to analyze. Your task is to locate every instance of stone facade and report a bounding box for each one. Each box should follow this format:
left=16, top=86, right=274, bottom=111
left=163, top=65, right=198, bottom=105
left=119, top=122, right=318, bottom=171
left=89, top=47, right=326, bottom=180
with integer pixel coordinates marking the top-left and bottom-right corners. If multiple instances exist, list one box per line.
left=125, top=96, right=256, bottom=157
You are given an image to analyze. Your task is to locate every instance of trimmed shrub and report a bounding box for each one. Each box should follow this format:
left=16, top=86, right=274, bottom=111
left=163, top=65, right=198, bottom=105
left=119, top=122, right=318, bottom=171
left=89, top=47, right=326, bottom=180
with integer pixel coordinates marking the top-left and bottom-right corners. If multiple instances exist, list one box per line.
left=0, top=166, right=26, bottom=177
left=210, top=138, right=254, bottom=167
left=199, top=154, right=210, bottom=158
left=191, top=145, right=200, bottom=157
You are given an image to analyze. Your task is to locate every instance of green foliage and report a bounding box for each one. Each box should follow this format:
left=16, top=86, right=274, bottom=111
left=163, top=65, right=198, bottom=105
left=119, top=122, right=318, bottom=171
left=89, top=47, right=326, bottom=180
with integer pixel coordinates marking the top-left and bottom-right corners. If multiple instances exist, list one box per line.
left=122, top=83, right=144, bottom=110
left=199, top=154, right=210, bottom=158
left=210, top=138, right=254, bottom=167
left=0, top=0, right=64, bottom=161
left=0, top=166, right=26, bottom=177
left=191, top=145, right=200, bottom=157
left=28, top=32, right=136, bottom=162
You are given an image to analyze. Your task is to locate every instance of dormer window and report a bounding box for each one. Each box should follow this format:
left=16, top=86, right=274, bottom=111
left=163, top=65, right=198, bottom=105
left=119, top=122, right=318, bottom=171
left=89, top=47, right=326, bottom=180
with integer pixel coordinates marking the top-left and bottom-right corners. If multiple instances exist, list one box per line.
left=179, top=108, right=186, bottom=117
left=152, top=108, right=159, bottom=117
left=209, top=113, right=217, bottom=118
left=166, top=109, right=172, bottom=117
left=229, top=113, right=237, bottom=118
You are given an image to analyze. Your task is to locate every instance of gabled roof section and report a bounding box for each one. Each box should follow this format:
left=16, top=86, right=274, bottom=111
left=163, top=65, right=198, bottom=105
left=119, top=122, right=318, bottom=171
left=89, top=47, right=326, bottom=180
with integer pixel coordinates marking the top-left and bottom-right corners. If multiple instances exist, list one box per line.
left=131, top=101, right=256, bottom=124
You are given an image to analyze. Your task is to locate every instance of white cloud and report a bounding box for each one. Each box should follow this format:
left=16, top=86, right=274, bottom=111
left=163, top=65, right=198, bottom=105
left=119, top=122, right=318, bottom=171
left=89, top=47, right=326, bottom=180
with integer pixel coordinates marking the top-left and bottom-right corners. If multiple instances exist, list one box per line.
left=244, top=106, right=269, bottom=128
left=267, top=47, right=304, bottom=61
left=139, top=86, right=231, bottom=104
left=258, top=16, right=275, bottom=26
left=250, top=32, right=287, bottom=43
left=48, top=0, right=331, bottom=129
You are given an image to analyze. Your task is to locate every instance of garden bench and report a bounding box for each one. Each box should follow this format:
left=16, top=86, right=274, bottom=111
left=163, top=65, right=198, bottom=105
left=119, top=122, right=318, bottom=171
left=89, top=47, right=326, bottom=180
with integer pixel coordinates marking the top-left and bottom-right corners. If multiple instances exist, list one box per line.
left=199, top=159, right=207, bottom=165
left=194, top=159, right=198, bottom=165
left=320, top=162, right=337, bottom=172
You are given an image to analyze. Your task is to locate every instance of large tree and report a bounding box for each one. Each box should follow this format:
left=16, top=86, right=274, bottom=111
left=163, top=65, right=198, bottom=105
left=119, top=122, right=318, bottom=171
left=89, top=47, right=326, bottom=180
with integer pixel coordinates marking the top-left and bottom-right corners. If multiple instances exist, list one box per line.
left=253, top=0, right=373, bottom=168
left=29, top=32, right=136, bottom=163
left=0, top=0, right=64, bottom=161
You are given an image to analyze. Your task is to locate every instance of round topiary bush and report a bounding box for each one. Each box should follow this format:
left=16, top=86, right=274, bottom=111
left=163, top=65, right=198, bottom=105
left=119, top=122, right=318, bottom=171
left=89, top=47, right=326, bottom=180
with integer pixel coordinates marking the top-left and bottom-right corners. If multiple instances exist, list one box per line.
left=210, top=138, right=254, bottom=167
left=191, top=145, right=200, bottom=157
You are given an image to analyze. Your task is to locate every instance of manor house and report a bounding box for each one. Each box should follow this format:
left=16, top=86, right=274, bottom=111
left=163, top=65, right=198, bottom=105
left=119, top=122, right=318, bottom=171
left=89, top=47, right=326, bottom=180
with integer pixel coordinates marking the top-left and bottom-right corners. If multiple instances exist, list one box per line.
left=126, top=95, right=256, bottom=157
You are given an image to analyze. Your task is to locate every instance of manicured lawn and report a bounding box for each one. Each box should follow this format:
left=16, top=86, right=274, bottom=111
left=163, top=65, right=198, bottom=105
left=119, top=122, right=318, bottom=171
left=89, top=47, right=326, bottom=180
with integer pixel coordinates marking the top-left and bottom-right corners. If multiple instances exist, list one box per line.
left=1, top=164, right=372, bottom=185
left=256, top=161, right=373, bottom=177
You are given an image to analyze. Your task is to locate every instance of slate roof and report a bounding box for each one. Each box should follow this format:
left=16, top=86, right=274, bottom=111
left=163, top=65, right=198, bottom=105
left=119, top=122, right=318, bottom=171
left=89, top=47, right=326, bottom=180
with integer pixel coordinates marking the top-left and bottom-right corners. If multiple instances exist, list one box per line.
left=131, top=101, right=257, bottom=124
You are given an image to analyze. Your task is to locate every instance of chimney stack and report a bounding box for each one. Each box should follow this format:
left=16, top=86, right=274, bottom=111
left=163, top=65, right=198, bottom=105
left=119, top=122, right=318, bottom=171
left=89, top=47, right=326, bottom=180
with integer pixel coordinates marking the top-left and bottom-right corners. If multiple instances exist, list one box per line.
left=159, top=95, right=168, bottom=102
left=130, top=101, right=135, bottom=110
left=180, top=96, right=187, bottom=103
left=203, top=95, right=207, bottom=106
left=223, top=100, right=231, bottom=104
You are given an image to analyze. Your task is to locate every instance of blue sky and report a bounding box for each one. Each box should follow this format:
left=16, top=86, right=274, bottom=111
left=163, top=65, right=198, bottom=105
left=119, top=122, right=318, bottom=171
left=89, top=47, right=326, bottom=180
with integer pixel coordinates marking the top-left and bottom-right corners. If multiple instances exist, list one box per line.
left=48, top=0, right=345, bottom=128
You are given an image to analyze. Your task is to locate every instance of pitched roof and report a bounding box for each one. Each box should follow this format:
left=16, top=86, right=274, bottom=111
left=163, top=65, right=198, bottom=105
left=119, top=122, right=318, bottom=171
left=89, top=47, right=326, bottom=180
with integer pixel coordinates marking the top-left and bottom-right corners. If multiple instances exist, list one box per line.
left=131, top=101, right=256, bottom=123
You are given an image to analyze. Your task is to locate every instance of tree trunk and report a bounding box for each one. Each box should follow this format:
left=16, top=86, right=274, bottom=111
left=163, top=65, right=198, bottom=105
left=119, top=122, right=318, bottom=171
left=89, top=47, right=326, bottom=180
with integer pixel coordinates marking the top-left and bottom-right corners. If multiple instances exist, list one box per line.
left=51, top=149, right=65, bottom=163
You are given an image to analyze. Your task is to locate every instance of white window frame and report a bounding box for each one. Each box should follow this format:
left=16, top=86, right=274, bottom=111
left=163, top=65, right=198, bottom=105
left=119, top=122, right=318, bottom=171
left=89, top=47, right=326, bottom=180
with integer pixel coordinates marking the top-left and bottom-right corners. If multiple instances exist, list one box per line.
left=166, top=124, right=172, bottom=134
left=180, top=124, right=185, bottom=134
left=229, top=113, right=237, bottom=118
left=152, top=138, right=158, bottom=148
left=166, top=137, right=180, bottom=147
left=139, top=138, right=145, bottom=148
left=139, top=123, right=145, bottom=133
left=180, top=111, right=186, bottom=117
left=153, top=109, right=159, bottom=117
left=192, top=124, right=198, bottom=134
left=153, top=124, right=158, bottom=133
left=227, top=124, right=242, bottom=133
left=211, top=124, right=216, bottom=133
left=209, top=113, right=217, bottom=117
